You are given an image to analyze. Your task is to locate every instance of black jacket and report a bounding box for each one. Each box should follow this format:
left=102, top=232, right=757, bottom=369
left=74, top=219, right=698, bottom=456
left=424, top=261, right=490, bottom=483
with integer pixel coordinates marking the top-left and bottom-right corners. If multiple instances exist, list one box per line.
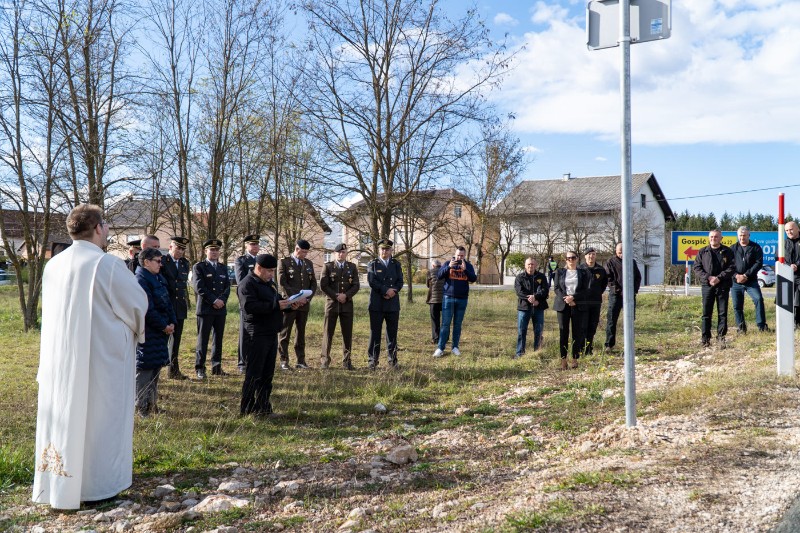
left=192, top=260, right=231, bottom=315
left=514, top=271, right=549, bottom=312
left=730, top=241, right=763, bottom=282
left=237, top=273, right=284, bottom=336
left=581, top=263, right=608, bottom=306
left=692, top=245, right=735, bottom=288
left=367, top=256, right=404, bottom=313
left=235, top=254, right=257, bottom=284
left=552, top=267, right=590, bottom=312
left=161, top=253, right=190, bottom=320
left=605, top=255, right=642, bottom=295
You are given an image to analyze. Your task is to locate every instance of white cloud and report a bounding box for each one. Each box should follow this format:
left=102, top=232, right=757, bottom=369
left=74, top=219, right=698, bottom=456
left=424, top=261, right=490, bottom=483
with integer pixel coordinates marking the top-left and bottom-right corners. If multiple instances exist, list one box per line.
left=522, top=145, right=542, bottom=153
left=494, top=12, right=518, bottom=27
left=491, top=1, right=800, bottom=145
left=595, top=156, right=607, bottom=162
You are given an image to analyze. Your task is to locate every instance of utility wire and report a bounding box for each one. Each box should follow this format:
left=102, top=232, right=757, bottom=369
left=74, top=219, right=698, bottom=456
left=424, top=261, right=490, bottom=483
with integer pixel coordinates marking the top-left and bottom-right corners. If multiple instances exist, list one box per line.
left=667, top=183, right=800, bottom=202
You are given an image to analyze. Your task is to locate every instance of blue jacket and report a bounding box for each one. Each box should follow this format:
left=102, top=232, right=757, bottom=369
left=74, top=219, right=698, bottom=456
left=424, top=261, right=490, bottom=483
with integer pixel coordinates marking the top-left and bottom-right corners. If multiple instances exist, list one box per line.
left=135, top=267, right=177, bottom=369
left=438, top=260, right=477, bottom=299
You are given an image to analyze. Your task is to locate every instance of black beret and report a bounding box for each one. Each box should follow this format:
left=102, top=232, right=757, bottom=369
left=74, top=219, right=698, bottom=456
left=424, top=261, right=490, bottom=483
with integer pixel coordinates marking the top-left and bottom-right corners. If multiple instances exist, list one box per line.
left=244, top=234, right=260, bottom=244
left=377, top=238, right=393, bottom=249
left=127, top=239, right=142, bottom=247
left=170, top=236, right=189, bottom=248
left=334, top=243, right=347, bottom=252
left=255, top=253, right=277, bottom=268
left=296, top=239, right=311, bottom=250
left=203, top=238, right=223, bottom=249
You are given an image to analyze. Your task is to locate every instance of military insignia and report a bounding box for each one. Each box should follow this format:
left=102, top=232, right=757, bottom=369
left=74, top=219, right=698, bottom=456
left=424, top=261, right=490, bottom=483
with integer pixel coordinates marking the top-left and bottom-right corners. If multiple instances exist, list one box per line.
left=206, top=274, right=212, bottom=277
left=536, top=279, right=541, bottom=284
left=595, top=273, right=601, bottom=279
left=348, top=277, right=353, bottom=283
left=377, top=269, right=383, bottom=273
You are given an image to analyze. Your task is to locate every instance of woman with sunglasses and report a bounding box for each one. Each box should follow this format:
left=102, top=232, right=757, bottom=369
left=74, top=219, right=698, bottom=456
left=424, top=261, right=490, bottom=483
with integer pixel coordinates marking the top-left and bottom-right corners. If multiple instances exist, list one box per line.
left=134, top=247, right=176, bottom=416
left=552, top=251, right=590, bottom=370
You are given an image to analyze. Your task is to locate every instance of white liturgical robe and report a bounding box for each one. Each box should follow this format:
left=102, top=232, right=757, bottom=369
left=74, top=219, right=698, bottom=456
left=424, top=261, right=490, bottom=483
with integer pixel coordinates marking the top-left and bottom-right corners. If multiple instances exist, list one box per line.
left=33, top=239, right=147, bottom=510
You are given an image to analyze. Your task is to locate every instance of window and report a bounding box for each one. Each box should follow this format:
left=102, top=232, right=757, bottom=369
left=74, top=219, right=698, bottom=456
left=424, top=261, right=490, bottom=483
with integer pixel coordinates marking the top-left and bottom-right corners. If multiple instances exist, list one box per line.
left=453, top=204, right=462, bottom=218
left=324, top=252, right=332, bottom=263
left=640, top=194, right=646, bottom=208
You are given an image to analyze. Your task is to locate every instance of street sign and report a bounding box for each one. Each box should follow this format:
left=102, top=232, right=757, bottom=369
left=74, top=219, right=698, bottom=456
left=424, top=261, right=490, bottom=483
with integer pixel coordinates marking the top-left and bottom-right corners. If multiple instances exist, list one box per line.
left=671, top=231, right=779, bottom=265
left=587, top=0, right=672, bottom=50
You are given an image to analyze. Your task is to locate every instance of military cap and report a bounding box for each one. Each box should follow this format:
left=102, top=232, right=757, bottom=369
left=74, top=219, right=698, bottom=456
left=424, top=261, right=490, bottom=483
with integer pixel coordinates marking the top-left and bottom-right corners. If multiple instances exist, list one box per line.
left=584, top=247, right=596, bottom=254
left=203, top=238, right=223, bottom=249
left=170, top=236, right=189, bottom=248
left=296, top=239, right=311, bottom=250
left=244, top=234, right=260, bottom=244
left=334, top=243, right=347, bottom=252
left=377, top=238, right=394, bottom=249
left=255, top=253, right=277, bottom=269
left=127, top=238, right=142, bottom=248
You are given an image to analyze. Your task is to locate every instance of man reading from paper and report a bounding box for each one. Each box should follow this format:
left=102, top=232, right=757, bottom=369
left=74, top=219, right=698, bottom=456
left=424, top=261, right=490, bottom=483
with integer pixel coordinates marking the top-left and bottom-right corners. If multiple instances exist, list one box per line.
left=33, top=204, right=147, bottom=510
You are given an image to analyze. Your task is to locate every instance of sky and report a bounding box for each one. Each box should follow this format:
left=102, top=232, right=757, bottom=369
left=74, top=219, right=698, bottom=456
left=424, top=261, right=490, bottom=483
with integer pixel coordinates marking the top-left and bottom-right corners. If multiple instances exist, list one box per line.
left=460, top=0, right=800, bottom=219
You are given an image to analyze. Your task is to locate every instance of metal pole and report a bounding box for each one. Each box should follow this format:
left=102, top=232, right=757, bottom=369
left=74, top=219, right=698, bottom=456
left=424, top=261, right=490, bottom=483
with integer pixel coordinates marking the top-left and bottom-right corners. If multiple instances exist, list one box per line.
left=620, top=0, right=636, bottom=427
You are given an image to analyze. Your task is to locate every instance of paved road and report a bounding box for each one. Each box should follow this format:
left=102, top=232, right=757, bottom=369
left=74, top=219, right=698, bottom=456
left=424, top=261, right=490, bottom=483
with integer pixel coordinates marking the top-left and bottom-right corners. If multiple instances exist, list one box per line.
left=472, top=284, right=777, bottom=298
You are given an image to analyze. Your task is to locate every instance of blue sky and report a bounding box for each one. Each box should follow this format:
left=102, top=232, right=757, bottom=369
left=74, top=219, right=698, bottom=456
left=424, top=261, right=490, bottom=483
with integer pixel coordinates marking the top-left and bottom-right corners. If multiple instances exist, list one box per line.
left=461, top=0, right=800, bottom=219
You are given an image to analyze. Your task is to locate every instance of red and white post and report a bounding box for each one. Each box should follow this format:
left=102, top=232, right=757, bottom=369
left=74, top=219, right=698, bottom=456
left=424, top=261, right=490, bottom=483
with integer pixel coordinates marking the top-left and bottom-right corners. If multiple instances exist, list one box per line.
left=776, top=193, right=794, bottom=376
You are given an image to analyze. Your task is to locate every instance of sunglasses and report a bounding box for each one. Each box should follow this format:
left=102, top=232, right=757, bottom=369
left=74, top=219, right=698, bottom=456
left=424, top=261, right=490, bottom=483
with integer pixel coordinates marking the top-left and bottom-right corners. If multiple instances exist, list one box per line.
left=566, top=256, right=577, bottom=260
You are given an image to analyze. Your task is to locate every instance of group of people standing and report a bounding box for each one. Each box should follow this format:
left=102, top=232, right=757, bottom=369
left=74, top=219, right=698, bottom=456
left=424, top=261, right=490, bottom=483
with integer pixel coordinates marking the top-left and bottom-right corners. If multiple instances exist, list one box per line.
left=513, top=244, right=642, bottom=370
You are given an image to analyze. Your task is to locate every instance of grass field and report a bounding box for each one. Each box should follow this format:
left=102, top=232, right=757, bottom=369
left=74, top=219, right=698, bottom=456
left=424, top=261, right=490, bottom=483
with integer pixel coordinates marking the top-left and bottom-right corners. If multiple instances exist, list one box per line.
left=0, top=282, right=785, bottom=530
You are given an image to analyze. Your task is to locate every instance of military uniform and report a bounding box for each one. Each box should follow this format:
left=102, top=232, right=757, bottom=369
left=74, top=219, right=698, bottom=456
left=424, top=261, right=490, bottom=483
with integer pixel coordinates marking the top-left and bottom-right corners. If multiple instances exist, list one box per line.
left=277, top=250, right=317, bottom=367
left=161, top=240, right=191, bottom=377
left=235, top=245, right=259, bottom=372
left=319, top=255, right=360, bottom=369
left=366, top=244, right=404, bottom=368
left=193, top=240, right=230, bottom=376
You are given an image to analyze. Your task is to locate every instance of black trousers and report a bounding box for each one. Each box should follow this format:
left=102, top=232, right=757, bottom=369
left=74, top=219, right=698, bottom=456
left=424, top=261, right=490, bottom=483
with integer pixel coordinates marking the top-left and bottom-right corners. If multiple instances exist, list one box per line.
left=584, top=304, right=601, bottom=355
left=605, top=293, right=636, bottom=348
left=368, top=311, right=399, bottom=365
left=237, top=312, right=246, bottom=370
left=240, top=334, right=277, bottom=415
left=196, top=314, right=226, bottom=370
left=278, top=310, right=309, bottom=365
left=701, top=284, right=730, bottom=340
left=168, top=319, right=185, bottom=373
left=557, top=307, right=588, bottom=359
left=429, top=302, right=442, bottom=342
left=321, top=310, right=354, bottom=366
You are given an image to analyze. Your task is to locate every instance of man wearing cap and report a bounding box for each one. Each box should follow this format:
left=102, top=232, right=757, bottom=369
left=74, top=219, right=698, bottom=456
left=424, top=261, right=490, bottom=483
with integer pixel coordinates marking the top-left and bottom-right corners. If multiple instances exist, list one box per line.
left=234, top=235, right=260, bottom=374
left=320, top=243, right=360, bottom=369
left=277, top=239, right=317, bottom=370
left=125, top=239, right=142, bottom=269
left=161, top=236, right=191, bottom=379
left=367, top=239, right=404, bottom=369
left=580, top=247, right=608, bottom=355
left=192, top=239, right=231, bottom=378
left=239, top=254, right=308, bottom=417
left=127, top=235, right=160, bottom=274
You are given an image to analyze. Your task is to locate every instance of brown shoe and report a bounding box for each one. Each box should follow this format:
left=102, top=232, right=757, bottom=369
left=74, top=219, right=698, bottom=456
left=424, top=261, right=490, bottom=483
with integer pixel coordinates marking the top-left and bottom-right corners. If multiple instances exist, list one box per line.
left=560, top=358, right=568, bottom=371
left=570, top=358, right=579, bottom=369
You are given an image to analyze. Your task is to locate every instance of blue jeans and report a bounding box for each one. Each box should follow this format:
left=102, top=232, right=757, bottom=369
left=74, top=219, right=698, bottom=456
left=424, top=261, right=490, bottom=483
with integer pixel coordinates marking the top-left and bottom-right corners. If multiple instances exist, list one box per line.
left=730, top=280, right=766, bottom=330
left=438, top=296, right=468, bottom=350
left=517, top=308, right=544, bottom=355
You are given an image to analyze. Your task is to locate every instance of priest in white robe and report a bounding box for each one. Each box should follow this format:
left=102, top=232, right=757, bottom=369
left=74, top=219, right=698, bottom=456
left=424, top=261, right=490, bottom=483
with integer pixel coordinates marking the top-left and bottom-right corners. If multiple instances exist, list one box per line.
left=33, top=204, right=148, bottom=510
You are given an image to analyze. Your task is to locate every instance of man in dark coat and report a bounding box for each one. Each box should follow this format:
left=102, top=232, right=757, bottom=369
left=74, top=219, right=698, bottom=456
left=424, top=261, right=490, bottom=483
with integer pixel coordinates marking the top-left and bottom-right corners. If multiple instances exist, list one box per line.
left=239, top=254, right=307, bottom=417
left=693, top=229, right=736, bottom=348
left=127, top=235, right=160, bottom=274
left=730, top=226, right=768, bottom=333
left=319, top=243, right=360, bottom=369
left=192, top=239, right=231, bottom=378
left=514, top=256, right=549, bottom=358
left=125, top=239, right=141, bottom=270
left=277, top=239, right=317, bottom=369
left=366, top=239, right=404, bottom=369
left=580, top=247, right=609, bottom=355
left=234, top=234, right=260, bottom=374
left=784, top=221, right=800, bottom=327
left=161, top=236, right=191, bottom=379
left=426, top=259, right=444, bottom=344
left=604, top=243, right=642, bottom=351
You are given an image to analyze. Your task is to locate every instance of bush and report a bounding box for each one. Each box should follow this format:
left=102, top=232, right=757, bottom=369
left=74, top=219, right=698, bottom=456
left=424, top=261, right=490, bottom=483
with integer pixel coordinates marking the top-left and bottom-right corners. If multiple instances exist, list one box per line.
left=413, top=268, right=428, bottom=284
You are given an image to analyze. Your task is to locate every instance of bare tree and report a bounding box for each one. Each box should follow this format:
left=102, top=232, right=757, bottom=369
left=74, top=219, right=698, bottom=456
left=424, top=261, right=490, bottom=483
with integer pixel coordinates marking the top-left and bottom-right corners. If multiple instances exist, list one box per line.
left=300, top=0, right=509, bottom=253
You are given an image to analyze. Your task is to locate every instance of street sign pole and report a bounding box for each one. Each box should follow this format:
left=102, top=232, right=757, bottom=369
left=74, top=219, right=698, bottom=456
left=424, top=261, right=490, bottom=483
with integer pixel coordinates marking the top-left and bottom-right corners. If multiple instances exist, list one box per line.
left=776, top=193, right=794, bottom=376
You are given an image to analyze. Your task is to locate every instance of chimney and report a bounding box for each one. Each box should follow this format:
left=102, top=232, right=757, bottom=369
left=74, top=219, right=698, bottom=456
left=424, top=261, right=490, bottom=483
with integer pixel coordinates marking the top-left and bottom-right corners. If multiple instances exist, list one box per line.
left=562, top=173, right=571, bottom=181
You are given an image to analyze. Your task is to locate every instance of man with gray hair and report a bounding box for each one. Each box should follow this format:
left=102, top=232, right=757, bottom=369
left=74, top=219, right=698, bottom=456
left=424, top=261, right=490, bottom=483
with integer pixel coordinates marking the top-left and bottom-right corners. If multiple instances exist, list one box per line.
left=426, top=259, right=444, bottom=344
left=730, top=226, right=768, bottom=333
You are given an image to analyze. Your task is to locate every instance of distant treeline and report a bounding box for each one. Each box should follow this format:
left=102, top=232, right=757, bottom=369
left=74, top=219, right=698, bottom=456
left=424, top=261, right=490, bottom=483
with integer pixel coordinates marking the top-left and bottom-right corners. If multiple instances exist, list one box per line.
left=666, top=210, right=792, bottom=232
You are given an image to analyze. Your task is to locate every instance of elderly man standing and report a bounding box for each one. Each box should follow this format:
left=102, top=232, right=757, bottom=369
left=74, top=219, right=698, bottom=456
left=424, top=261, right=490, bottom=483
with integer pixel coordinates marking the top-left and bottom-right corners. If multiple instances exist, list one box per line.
left=33, top=204, right=147, bottom=510
left=604, top=243, right=642, bottom=351
left=367, top=239, right=404, bottom=369
left=730, top=226, right=768, bottom=333
left=235, top=234, right=260, bottom=374
left=320, top=243, right=360, bottom=370
left=278, top=239, right=317, bottom=370
left=426, top=259, right=444, bottom=344
left=161, top=236, right=191, bottom=379
left=193, top=239, right=231, bottom=378
left=693, top=229, right=735, bottom=348
left=514, top=256, right=549, bottom=358
left=784, top=221, right=800, bottom=328
left=127, top=234, right=160, bottom=273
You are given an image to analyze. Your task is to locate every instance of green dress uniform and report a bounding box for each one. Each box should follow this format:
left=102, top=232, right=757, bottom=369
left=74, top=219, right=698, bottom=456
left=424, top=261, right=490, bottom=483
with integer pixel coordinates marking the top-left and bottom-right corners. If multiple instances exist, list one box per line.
left=319, top=259, right=360, bottom=368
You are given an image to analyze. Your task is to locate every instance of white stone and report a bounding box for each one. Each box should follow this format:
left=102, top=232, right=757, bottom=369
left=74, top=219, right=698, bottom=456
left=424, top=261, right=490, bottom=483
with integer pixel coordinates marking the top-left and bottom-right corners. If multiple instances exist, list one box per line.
left=153, top=484, right=176, bottom=499
left=218, top=480, right=252, bottom=492
left=348, top=507, right=367, bottom=519
left=190, top=494, right=250, bottom=513
left=374, top=403, right=387, bottom=413
left=339, top=519, right=359, bottom=530
left=112, top=520, right=132, bottom=532
left=272, top=479, right=305, bottom=495
left=385, top=445, right=418, bottom=465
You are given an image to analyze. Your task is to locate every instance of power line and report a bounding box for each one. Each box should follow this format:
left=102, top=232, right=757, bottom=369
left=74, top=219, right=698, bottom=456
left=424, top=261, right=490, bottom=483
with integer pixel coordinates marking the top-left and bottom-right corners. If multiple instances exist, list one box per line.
left=667, top=183, right=800, bottom=202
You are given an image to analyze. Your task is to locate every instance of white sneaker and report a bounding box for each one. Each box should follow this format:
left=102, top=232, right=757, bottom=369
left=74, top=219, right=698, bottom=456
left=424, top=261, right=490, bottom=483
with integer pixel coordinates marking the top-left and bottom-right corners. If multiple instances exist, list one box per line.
left=432, top=348, right=444, bottom=358
left=451, top=347, right=461, bottom=356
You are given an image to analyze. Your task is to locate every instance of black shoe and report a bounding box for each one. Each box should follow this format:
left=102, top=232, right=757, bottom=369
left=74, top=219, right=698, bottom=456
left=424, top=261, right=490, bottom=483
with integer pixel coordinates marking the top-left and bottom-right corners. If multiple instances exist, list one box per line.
left=168, top=370, right=188, bottom=380
left=296, top=362, right=310, bottom=369
left=211, top=367, right=228, bottom=376
left=368, top=362, right=377, bottom=371
left=737, top=325, right=747, bottom=334
left=196, top=369, right=207, bottom=379
left=343, top=361, right=354, bottom=370
left=758, top=325, right=771, bottom=332
left=280, top=361, right=291, bottom=370
left=717, top=337, right=727, bottom=349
